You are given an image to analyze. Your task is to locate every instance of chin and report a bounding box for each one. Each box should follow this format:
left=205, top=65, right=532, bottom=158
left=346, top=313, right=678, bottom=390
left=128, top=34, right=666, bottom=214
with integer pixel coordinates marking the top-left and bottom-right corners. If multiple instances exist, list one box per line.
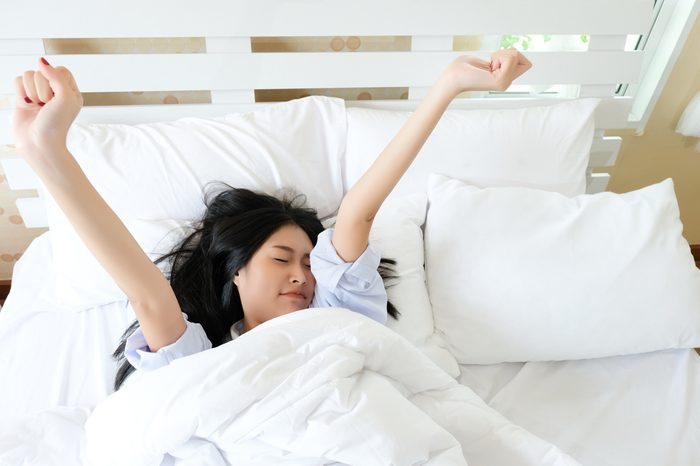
left=291, top=302, right=309, bottom=313
left=278, top=296, right=311, bottom=311
left=275, top=303, right=307, bottom=317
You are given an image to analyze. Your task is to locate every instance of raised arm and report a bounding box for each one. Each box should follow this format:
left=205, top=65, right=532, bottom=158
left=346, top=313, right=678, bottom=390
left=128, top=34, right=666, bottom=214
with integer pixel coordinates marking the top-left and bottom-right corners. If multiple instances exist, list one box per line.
left=12, top=58, right=185, bottom=351
left=331, top=49, right=532, bottom=262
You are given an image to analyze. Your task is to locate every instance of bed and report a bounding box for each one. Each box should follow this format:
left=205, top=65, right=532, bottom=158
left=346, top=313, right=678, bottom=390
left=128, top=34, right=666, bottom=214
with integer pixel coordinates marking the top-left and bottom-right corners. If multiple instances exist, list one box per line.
left=1, top=1, right=699, bottom=465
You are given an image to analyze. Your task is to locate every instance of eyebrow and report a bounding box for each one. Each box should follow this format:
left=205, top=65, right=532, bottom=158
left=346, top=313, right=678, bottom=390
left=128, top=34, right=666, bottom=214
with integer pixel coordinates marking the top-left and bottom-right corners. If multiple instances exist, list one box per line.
left=271, top=245, right=311, bottom=258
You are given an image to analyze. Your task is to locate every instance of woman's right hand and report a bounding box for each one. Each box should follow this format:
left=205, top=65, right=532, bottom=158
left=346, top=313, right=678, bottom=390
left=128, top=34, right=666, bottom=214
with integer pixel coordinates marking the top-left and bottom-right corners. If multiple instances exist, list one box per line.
left=12, top=57, right=83, bottom=159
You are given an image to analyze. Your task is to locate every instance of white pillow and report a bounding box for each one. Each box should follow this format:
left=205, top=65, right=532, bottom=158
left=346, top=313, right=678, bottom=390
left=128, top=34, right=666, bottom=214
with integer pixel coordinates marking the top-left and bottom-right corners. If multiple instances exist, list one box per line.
left=43, top=214, right=191, bottom=309
left=63, top=95, right=347, bottom=221
left=370, top=193, right=460, bottom=377
left=344, top=98, right=601, bottom=198
left=424, top=173, right=700, bottom=364
left=44, top=96, right=348, bottom=309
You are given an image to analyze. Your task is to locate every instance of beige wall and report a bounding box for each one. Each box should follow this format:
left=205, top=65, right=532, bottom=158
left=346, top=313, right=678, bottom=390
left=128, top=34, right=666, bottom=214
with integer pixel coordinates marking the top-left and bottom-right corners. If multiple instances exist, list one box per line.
left=600, top=15, right=700, bottom=244
left=0, top=143, right=44, bottom=276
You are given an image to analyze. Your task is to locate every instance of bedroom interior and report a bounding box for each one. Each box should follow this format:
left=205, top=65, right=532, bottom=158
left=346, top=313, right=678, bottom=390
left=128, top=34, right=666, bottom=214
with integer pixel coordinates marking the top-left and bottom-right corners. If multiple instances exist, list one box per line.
left=0, top=1, right=699, bottom=464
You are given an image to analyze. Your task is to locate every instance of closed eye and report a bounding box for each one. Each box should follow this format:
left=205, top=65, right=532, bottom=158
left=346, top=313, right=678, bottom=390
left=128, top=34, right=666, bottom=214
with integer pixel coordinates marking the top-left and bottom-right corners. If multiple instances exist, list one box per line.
left=274, top=258, right=288, bottom=263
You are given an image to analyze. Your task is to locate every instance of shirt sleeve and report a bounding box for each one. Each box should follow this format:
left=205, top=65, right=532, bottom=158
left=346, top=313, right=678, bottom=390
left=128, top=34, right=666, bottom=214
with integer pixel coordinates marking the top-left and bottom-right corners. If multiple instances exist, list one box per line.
left=309, top=227, right=388, bottom=325
left=124, top=306, right=212, bottom=372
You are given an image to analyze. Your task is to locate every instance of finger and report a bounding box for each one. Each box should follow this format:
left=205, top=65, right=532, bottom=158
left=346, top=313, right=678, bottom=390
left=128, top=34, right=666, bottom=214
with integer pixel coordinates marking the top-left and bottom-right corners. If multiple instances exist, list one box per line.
left=53, top=65, right=80, bottom=92
left=517, top=51, right=532, bottom=66
left=513, top=51, right=532, bottom=66
left=513, top=53, right=533, bottom=78
left=22, top=71, right=41, bottom=104
left=495, top=55, right=518, bottom=89
left=36, top=57, right=71, bottom=98
left=490, top=48, right=514, bottom=70
left=13, top=76, right=34, bottom=107
left=34, top=70, right=54, bottom=104
left=496, top=53, right=516, bottom=74
left=513, top=63, right=530, bottom=79
left=64, top=68, right=80, bottom=92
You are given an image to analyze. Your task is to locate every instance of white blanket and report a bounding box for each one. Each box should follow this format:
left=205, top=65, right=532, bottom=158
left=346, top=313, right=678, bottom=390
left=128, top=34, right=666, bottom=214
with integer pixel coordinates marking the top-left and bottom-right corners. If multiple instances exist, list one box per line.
left=82, top=308, right=581, bottom=466
left=0, top=308, right=582, bottom=465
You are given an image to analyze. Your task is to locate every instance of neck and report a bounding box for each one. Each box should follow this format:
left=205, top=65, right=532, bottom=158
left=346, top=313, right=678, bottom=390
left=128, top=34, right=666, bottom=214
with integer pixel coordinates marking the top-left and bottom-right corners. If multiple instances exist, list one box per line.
left=242, top=317, right=256, bottom=333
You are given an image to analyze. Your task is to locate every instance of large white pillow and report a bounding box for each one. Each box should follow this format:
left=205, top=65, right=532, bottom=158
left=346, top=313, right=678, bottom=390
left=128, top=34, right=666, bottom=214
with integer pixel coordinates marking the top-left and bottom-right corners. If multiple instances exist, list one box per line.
left=344, top=98, right=601, bottom=198
left=424, top=173, right=700, bottom=364
left=370, top=193, right=460, bottom=377
left=42, top=96, right=348, bottom=309
left=63, top=95, right=347, bottom=221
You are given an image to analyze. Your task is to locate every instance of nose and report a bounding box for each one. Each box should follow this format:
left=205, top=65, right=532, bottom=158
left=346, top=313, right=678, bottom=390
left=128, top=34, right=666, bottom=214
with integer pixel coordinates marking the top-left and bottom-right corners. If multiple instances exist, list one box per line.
left=290, top=263, right=307, bottom=285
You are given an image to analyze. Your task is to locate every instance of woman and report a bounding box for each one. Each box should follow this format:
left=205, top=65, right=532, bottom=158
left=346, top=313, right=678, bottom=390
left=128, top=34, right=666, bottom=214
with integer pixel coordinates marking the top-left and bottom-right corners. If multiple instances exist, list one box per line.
left=12, top=50, right=531, bottom=389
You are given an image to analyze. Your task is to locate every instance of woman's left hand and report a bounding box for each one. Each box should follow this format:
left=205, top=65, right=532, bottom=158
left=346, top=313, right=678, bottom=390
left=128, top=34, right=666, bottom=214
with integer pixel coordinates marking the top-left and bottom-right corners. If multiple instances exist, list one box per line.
left=440, top=48, right=532, bottom=95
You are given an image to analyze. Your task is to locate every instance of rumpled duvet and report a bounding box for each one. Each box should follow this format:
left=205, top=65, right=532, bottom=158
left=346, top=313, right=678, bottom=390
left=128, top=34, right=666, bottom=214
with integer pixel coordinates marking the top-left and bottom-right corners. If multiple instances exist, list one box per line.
left=3, top=308, right=582, bottom=465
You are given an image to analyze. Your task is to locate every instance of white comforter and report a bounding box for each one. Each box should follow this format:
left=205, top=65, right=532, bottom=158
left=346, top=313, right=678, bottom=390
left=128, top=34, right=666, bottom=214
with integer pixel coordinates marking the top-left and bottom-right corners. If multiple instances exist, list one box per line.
left=2, top=308, right=582, bottom=465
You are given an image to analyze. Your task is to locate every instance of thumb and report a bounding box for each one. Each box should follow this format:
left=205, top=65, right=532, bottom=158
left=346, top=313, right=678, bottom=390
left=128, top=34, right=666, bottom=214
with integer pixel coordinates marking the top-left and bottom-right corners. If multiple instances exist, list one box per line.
left=36, top=57, right=70, bottom=97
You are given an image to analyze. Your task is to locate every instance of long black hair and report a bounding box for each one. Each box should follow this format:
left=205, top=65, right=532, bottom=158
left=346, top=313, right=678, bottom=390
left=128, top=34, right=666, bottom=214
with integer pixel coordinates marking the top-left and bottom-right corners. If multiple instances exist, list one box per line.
left=112, top=183, right=400, bottom=390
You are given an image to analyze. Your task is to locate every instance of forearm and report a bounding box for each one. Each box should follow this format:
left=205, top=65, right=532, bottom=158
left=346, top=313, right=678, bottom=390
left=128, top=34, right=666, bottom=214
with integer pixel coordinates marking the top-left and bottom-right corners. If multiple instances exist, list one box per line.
left=332, top=74, right=458, bottom=261
left=28, top=147, right=172, bottom=307
left=341, top=77, right=457, bottom=222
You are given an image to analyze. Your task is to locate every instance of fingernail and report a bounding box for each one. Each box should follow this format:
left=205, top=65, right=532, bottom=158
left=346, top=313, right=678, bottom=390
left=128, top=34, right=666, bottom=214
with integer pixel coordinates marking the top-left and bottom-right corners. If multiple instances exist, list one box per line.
left=24, top=97, right=32, bottom=104
left=38, top=102, right=45, bottom=107
left=40, top=57, right=50, bottom=66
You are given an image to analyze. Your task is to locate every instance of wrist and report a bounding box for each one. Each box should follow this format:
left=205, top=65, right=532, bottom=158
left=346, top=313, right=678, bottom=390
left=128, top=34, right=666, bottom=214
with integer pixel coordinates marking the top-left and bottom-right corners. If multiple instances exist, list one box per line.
left=435, top=68, right=467, bottom=99
left=427, top=71, right=462, bottom=106
left=21, top=144, right=72, bottom=177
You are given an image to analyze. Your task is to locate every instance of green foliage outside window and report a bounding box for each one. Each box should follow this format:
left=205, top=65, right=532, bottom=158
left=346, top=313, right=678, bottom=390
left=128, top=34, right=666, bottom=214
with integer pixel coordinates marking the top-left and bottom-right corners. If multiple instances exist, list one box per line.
left=499, top=34, right=589, bottom=50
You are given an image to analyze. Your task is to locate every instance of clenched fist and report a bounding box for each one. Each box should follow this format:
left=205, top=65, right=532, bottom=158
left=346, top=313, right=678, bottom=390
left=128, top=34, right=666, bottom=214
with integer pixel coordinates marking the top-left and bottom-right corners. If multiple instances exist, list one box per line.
left=12, top=57, right=83, bottom=159
left=441, top=48, right=533, bottom=94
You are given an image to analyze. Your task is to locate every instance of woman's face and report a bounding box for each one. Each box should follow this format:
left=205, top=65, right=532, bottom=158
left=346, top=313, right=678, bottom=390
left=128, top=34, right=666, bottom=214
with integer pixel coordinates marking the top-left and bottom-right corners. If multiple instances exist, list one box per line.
left=233, top=224, right=316, bottom=332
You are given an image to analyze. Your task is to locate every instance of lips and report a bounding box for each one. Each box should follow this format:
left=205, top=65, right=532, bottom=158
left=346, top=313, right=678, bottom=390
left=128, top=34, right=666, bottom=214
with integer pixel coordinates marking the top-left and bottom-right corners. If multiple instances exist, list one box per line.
left=281, top=292, right=306, bottom=299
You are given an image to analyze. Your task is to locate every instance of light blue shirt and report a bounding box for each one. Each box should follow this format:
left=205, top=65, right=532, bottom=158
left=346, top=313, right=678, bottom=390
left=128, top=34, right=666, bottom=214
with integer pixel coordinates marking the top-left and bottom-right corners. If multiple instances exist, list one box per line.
left=124, top=228, right=388, bottom=373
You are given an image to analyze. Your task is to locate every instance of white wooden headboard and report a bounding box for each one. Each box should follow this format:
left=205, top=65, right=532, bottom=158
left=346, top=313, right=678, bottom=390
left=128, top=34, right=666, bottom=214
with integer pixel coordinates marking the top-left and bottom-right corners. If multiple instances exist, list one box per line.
left=0, top=0, right=653, bottom=229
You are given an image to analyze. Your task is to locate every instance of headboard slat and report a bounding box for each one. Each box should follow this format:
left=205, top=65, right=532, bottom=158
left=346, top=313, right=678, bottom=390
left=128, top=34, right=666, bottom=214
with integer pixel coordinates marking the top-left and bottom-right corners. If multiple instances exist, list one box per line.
left=14, top=197, right=47, bottom=229
left=0, top=0, right=652, bottom=38
left=590, top=138, right=622, bottom=167
left=0, top=51, right=643, bottom=94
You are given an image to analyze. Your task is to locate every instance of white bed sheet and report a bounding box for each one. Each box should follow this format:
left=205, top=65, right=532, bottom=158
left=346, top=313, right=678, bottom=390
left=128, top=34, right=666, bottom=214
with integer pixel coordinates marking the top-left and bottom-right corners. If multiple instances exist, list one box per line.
left=0, top=232, right=134, bottom=426
left=458, top=349, right=700, bottom=466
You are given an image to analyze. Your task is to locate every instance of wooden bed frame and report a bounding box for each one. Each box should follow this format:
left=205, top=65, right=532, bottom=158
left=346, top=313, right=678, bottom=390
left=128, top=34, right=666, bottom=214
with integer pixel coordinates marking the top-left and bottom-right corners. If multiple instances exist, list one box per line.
left=0, top=280, right=10, bottom=305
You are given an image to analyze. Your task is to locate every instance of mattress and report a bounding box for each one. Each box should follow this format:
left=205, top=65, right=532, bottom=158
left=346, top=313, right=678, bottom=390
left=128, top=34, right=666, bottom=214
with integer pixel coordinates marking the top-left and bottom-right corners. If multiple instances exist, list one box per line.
left=1, top=231, right=698, bottom=465
left=459, top=350, right=700, bottom=465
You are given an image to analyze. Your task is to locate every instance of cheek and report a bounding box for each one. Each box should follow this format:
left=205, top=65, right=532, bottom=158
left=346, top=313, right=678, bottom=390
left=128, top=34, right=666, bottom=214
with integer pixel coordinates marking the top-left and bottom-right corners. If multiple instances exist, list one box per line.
left=237, top=263, right=270, bottom=292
